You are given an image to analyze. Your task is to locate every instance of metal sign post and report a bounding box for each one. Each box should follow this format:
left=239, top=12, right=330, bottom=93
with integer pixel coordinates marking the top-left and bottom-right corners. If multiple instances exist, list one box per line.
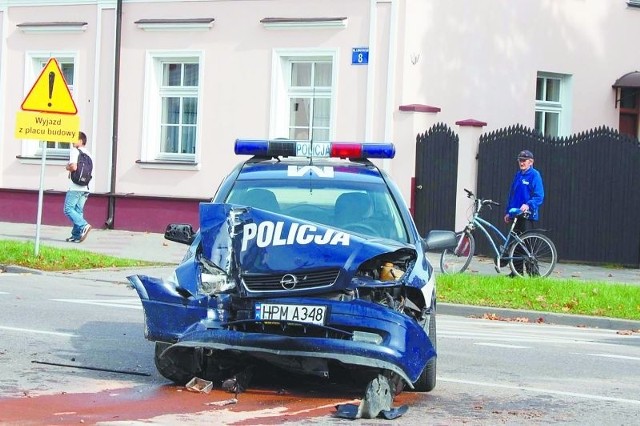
left=34, top=144, right=48, bottom=256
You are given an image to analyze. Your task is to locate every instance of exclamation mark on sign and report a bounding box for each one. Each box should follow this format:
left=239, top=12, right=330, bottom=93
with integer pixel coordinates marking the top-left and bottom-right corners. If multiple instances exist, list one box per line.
left=48, top=71, right=55, bottom=107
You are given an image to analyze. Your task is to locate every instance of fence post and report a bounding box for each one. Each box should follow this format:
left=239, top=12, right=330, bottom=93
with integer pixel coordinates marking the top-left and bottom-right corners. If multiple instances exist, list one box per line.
left=454, top=119, right=487, bottom=231
left=395, top=104, right=441, bottom=206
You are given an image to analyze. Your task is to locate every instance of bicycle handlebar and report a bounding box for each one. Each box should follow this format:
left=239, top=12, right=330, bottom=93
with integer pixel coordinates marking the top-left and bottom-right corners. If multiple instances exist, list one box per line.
left=464, top=188, right=500, bottom=208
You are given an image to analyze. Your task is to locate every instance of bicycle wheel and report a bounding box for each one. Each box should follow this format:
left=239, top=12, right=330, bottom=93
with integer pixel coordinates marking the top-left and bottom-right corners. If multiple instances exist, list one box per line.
left=508, top=233, right=557, bottom=278
left=440, top=231, right=475, bottom=274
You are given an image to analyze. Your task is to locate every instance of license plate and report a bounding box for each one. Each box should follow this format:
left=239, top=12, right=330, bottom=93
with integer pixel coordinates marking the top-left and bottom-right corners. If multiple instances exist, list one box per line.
left=255, top=303, right=327, bottom=325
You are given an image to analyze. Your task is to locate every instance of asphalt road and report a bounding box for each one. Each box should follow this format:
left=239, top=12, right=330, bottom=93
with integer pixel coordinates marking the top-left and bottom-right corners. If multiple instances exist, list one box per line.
left=1, top=271, right=639, bottom=424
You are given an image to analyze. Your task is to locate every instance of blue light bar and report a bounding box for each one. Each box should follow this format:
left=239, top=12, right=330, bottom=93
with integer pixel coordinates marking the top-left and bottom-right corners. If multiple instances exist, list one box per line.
left=234, top=140, right=270, bottom=156
left=359, top=143, right=396, bottom=159
left=234, top=139, right=395, bottom=159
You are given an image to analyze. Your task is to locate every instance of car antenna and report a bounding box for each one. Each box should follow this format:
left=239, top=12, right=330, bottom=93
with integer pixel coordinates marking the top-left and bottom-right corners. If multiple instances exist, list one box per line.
left=309, top=88, right=315, bottom=167
left=308, top=91, right=315, bottom=193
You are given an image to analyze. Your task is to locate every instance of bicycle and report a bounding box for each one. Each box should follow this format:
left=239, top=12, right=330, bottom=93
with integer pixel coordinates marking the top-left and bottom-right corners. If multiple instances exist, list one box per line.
left=440, top=189, right=557, bottom=277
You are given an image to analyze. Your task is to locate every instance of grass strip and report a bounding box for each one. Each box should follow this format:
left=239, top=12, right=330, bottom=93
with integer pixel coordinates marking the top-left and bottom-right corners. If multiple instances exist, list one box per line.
left=437, top=273, right=640, bottom=321
left=0, top=240, right=160, bottom=271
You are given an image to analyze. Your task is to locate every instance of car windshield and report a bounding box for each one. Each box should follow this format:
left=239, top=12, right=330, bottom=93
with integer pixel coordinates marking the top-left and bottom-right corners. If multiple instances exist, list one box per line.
left=225, top=180, right=409, bottom=243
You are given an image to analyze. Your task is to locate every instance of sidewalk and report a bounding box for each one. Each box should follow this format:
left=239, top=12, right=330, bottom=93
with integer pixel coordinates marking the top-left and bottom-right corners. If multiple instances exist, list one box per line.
left=426, top=252, right=640, bottom=285
left=0, top=221, right=186, bottom=264
left=1, top=221, right=639, bottom=330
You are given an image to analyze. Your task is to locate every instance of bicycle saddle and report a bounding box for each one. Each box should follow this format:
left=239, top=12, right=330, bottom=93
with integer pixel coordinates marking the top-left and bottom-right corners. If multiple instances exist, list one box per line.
left=508, top=208, right=530, bottom=218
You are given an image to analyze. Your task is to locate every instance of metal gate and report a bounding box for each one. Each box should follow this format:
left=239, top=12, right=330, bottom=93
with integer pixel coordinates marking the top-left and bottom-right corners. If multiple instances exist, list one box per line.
left=413, top=123, right=458, bottom=235
left=477, top=124, right=640, bottom=267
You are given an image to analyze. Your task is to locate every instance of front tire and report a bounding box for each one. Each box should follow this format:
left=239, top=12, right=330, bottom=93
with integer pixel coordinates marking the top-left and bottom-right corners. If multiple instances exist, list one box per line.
left=412, top=308, right=437, bottom=392
left=154, top=342, right=200, bottom=385
left=440, top=231, right=475, bottom=274
left=508, top=233, right=557, bottom=278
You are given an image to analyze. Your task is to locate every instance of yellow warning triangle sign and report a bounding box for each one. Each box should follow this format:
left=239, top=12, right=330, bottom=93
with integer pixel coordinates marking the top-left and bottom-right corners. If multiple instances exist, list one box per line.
left=21, top=58, right=77, bottom=115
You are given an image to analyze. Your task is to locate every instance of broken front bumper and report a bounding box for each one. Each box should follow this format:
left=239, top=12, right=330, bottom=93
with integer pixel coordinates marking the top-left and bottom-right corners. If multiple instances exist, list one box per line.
left=129, top=274, right=435, bottom=385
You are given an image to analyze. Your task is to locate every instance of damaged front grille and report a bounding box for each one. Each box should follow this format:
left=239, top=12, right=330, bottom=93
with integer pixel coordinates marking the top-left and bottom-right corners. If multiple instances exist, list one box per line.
left=231, top=321, right=353, bottom=340
left=242, top=268, right=340, bottom=292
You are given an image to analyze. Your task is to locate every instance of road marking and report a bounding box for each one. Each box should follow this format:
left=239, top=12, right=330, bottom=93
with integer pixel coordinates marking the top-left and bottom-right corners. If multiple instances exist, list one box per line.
left=0, top=291, right=9, bottom=295
left=440, top=377, right=640, bottom=405
left=581, top=353, right=640, bottom=361
left=474, top=342, right=530, bottom=349
left=52, top=298, right=142, bottom=310
left=0, top=326, right=77, bottom=337
left=441, top=333, right=600, bottom=346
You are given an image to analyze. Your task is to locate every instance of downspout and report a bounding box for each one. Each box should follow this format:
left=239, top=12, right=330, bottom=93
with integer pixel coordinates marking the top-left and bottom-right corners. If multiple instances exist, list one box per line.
left=105, top=0, right=123, bottom=229
left=364, top=0, right=377, bottom=141
left=383, top=0, right=398, bottom=173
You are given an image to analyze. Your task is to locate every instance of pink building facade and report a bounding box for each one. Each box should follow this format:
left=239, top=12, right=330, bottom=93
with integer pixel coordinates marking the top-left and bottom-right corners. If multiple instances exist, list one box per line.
left=1, top=0, right=639, bottom=232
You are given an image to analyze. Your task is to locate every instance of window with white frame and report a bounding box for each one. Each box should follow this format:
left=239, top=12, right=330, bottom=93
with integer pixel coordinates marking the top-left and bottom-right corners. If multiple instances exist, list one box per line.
left=271, top=50, right=336, bottom=142
left=22, top=53, right=77, bottom=158
left=142, top=52, right=202, bottom=163
left=535, top=72, right=572, bottom=137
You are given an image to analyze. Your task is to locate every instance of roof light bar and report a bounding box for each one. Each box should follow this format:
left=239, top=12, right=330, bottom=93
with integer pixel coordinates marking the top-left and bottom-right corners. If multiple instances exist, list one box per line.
left=235, top=139, right=395, bottom=159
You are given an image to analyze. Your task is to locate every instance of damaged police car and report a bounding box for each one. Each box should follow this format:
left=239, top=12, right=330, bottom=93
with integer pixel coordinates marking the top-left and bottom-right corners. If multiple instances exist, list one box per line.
left=128, top=139, right=456, bottom=399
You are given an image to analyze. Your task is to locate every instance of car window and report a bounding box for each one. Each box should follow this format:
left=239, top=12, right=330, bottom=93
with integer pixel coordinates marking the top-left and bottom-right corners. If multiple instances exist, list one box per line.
left=225, top=180, right=408, bottom=242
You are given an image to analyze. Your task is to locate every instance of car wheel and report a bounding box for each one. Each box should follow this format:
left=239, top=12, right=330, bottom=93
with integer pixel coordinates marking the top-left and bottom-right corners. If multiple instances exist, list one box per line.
left=412, top=309, right=436, bottom=392
left=154, top=342, right=199, bottom=385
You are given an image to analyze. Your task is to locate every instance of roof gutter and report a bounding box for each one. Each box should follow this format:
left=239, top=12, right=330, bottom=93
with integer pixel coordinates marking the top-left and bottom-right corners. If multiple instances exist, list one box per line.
left=105, top=0, right=123, bottom=229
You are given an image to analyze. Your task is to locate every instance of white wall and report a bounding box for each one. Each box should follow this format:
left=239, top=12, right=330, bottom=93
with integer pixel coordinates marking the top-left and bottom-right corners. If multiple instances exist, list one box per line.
left=1, top=0, right=638, bottom=212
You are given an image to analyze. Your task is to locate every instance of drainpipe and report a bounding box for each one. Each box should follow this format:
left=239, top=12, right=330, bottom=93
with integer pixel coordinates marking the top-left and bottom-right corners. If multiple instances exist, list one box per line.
left=365, top=0, right=377, bottom=142
left=105, top=0, right=123, bottom=229
left=383, top=0, right=398, bottom=173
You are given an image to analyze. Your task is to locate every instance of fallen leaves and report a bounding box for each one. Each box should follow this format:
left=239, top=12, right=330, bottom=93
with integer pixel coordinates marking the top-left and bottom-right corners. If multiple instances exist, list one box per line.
left=616, top=329, right=639, bottom=335
left=480, top=313, right=535, bottom=323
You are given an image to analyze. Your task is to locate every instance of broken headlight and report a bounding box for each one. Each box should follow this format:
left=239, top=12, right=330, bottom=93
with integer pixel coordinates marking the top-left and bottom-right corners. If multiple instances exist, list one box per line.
left=199, top=259, right=235, bottom=295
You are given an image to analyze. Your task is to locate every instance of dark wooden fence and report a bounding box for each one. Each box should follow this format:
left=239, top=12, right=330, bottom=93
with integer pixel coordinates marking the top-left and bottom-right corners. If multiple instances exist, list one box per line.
left=413, top=123, right=459, bottom=235
left=476, top=124, right=640, bottom=267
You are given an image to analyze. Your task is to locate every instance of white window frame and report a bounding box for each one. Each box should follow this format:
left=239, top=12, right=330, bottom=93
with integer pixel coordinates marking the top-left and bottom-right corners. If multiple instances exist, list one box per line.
left=21, top=51, right=79, bottom=159
left=270, top=48, right=338, bottom=141
left=141, top=50, right=204, bottom=166
left=535, top=72, right=572, bottom=137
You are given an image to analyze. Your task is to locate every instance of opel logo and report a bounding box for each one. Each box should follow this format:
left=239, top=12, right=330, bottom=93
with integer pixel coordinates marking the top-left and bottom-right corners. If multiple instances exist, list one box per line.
left=280, top=274, right=298, bottom=290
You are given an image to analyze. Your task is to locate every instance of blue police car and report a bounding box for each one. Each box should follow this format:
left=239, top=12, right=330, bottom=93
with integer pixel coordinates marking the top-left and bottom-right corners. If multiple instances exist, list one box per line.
left=128, top=139, right=456, bottom=397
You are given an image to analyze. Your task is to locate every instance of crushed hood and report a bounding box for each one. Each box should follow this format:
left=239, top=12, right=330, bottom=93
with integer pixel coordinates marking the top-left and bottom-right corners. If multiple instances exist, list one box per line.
left=198, top=203, right=410, bottom=275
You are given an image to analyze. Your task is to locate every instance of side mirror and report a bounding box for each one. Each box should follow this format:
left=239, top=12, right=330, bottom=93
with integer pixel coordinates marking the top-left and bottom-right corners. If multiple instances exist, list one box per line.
left=423, top=230, right=458, bottom=251
left=164, top=223, right=196, bottom=245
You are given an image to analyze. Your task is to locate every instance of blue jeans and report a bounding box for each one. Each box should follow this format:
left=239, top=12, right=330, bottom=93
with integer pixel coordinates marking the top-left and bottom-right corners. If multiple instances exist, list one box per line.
left=64, top=190, right=89, bottom=239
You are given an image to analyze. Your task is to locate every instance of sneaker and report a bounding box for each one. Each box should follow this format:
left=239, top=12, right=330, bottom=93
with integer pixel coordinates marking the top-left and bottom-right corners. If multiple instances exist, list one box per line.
left=79, top=224, right=92, bottom=242
left=65, top=236, right=79, bottom=242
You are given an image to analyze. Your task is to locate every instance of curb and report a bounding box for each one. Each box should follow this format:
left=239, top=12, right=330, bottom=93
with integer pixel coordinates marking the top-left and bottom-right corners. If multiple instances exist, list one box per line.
left=0, top=264, right=42, bottom=274
left=439, top=303, right=640, bottom=331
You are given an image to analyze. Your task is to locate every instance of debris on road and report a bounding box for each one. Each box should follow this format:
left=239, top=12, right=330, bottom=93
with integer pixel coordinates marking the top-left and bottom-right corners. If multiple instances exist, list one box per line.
left=185, top=377, right=213, bottom=394
left=335, top=374, right=408, bottom=420
left=221, top=366, right=254, bottom=397
left=205, top=398, right=238, bottom=407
